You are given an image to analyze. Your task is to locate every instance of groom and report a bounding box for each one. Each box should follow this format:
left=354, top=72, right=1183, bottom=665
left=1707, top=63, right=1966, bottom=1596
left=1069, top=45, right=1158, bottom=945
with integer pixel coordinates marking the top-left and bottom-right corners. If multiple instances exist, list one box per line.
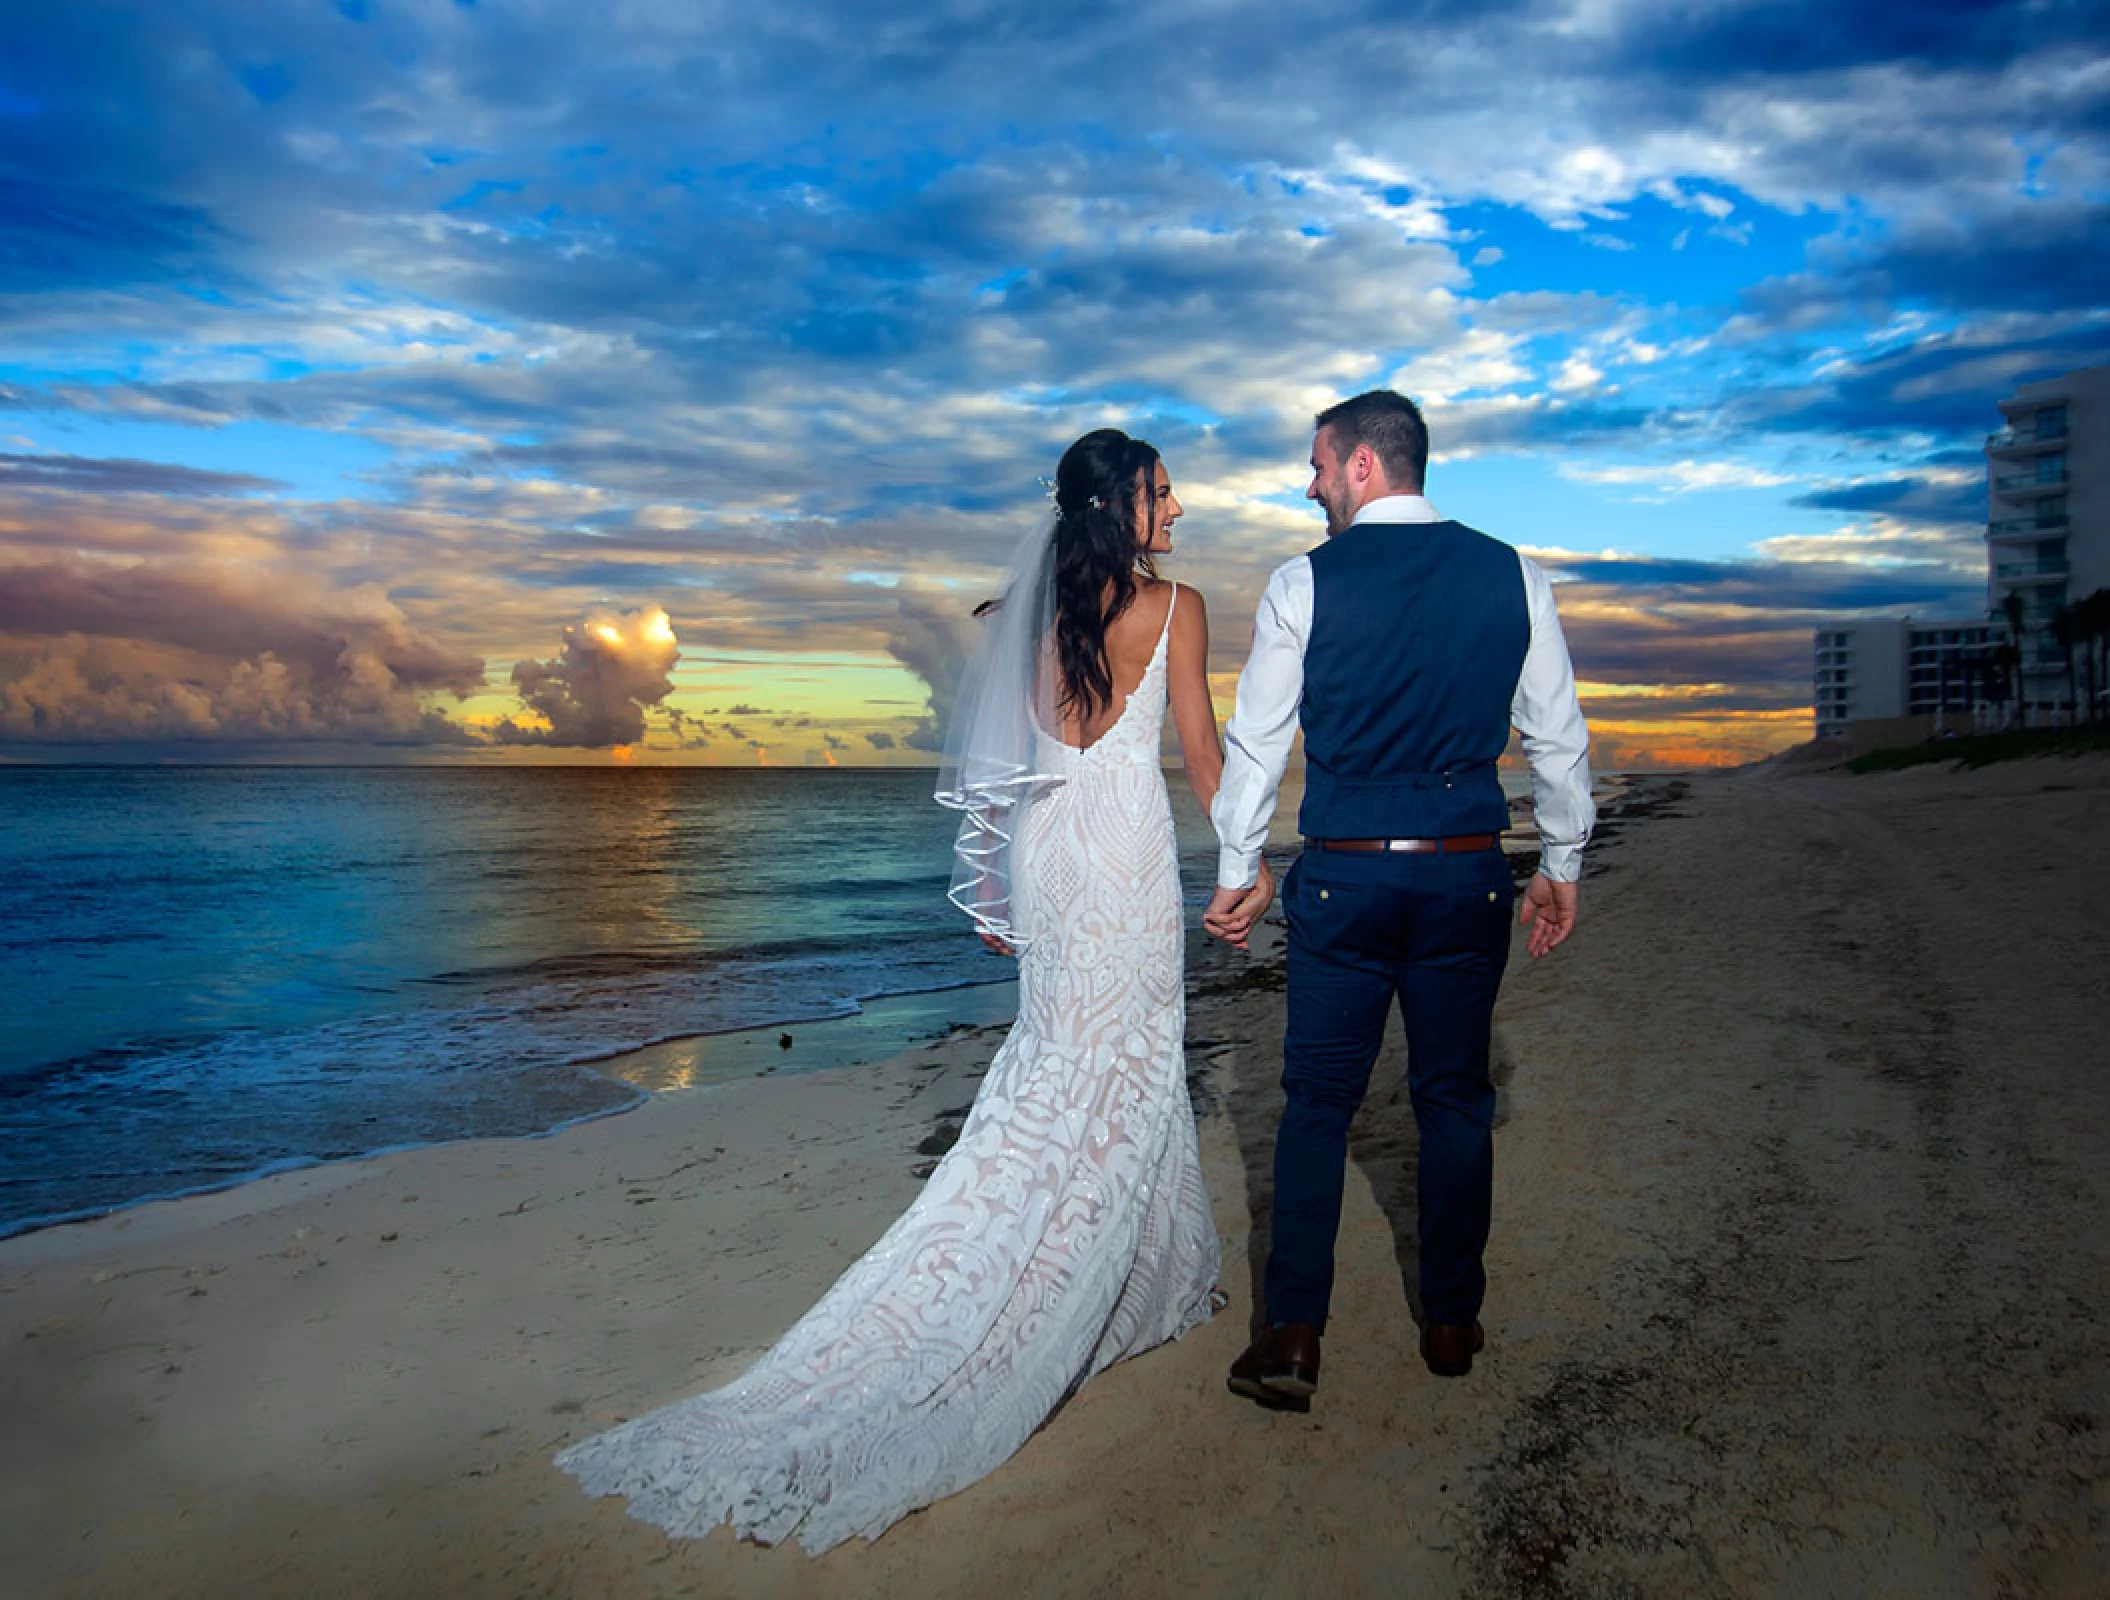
left=1205, top=390, right=1593, bottom=1407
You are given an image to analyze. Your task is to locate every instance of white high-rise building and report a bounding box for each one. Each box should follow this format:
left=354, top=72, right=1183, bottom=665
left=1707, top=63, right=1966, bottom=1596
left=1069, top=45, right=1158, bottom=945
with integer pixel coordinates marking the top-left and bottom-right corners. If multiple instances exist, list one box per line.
left=1986, top=362, right=2109, bottom=718
left=1813, top=618, right=1999, bottom=740
left=1812, top=362, right=2109, bottom=739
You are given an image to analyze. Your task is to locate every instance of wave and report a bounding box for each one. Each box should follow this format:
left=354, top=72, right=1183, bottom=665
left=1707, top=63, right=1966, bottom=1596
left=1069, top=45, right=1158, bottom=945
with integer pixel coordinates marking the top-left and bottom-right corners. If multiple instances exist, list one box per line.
left=0, top=933, right=995, bottom=1240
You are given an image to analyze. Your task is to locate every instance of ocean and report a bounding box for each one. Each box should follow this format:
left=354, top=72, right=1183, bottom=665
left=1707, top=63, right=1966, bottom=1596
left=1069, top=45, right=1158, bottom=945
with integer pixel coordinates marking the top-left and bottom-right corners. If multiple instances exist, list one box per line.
left=0, top=765, right=1268, bottom=1239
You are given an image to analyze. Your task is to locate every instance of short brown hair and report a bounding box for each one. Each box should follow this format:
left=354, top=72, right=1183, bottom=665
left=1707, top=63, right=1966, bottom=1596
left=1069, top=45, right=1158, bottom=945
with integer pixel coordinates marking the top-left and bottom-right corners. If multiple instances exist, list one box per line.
left=1315, top=390, right=1428, bottom=490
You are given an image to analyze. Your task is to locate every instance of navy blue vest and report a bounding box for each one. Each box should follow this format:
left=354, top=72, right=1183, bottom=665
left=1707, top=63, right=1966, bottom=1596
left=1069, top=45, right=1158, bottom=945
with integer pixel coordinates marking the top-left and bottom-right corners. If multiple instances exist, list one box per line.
left=1297, top=518, right=1531, bottom=840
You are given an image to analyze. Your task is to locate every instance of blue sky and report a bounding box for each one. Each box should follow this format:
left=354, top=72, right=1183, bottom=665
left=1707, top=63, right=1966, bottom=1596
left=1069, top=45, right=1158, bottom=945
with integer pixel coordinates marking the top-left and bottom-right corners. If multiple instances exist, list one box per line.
left=2, top=0, right=2106, bottom=766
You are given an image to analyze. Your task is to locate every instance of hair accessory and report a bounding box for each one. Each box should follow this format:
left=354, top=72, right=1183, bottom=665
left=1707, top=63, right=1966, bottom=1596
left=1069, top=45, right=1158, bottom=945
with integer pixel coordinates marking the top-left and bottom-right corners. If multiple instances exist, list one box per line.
left=1087, top=495, right=1104, bottom=511
left=1038, top=475, right=1057, bottom=501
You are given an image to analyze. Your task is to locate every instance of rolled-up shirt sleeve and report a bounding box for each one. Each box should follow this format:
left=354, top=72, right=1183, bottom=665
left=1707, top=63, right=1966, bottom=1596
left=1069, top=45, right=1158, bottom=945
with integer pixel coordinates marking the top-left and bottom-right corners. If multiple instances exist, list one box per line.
left=1212, top=556, right=1311, bottom=890
left=1511, top=552, right=1594, bottom=883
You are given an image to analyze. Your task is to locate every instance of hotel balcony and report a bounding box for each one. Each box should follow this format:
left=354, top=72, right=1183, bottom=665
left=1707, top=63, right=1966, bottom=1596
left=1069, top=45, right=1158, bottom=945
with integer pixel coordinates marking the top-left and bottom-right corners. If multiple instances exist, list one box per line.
left=1989, top=511, right=2071, bottom=541
left=1993, top=466, right=2067, bottom=496
left=1994, top=558, right=2070, bottom=585
left=1986, top=417, right=2068, bottom=455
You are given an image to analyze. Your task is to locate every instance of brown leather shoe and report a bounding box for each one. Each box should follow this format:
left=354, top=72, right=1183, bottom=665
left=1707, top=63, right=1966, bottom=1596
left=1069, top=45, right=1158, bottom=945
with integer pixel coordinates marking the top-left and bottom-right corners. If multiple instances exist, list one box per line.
left=1420, top=1320, right=1486, bottom=1377
left=1228, top=1322, right=1322, bottom=1410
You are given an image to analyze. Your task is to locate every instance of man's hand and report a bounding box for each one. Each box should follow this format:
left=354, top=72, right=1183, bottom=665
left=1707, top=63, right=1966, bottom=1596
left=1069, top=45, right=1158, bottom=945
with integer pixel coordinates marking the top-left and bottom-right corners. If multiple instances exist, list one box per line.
left=978, top=929, right=1015, bottom=958
left=1204, top=859, right=1276, bottom=949
left=1517, top=873, right=1578, bottom=958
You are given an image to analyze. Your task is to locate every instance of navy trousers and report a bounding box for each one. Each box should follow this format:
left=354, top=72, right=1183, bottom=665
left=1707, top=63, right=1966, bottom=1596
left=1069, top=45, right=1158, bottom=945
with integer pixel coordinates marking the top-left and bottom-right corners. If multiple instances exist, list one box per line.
left=1265, top=844, right=1516, bottom=1331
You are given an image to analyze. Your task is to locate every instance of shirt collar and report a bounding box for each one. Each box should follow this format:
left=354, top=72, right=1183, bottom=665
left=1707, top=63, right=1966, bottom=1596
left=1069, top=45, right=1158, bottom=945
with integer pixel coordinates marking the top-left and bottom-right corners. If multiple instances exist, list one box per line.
left=1347, top=493, right=1444, bottom=528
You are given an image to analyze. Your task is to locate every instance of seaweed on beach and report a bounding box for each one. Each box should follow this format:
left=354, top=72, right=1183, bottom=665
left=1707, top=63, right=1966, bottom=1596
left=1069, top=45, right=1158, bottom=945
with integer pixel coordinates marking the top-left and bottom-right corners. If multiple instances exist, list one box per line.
left=1846, top=724, right=2110, bottom=774
left=1189, top=959, right=1286, bottom=999
left=1181, top=1036, right=1240, bottom=1119
left=1457, top=1129, right=1836, bottom=1599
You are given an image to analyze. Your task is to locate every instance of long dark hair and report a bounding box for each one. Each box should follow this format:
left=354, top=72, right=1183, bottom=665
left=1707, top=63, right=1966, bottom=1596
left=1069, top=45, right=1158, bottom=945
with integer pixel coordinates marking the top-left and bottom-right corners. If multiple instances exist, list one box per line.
left=1049, top=428, right=1161, bottom=719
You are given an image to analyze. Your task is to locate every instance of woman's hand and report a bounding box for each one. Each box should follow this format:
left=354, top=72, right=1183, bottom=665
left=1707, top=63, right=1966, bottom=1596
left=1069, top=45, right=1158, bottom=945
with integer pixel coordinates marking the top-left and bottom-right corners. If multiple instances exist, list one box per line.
left=1202, top=858, right=1275, bottom=949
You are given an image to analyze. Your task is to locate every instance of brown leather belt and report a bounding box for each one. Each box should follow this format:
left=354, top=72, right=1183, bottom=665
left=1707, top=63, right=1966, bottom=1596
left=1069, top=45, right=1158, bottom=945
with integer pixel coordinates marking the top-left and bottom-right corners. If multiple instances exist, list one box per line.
left=1307, top=834, right=1500, bottom=854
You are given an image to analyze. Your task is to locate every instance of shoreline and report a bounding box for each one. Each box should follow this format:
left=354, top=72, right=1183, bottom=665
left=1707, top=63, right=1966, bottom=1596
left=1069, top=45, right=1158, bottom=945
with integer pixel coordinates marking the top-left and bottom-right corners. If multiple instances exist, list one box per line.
left=0, top=976, right=1025, bottom=1248
left=0, top=764, right=1634, bottom=1247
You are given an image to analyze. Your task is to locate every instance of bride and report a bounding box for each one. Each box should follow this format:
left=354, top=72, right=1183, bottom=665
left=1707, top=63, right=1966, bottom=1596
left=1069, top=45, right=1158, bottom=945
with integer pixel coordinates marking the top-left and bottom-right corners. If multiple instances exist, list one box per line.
left=557, top=429, right=1271, bottom=1552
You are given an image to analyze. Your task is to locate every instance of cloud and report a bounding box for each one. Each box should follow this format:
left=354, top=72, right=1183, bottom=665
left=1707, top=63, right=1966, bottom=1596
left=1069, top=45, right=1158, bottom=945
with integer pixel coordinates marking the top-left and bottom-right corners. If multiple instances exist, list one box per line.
left=1713, top=318, right=2110, bottom=442
left=0, top=177, right=224, bottom=293
left=1, top=0, right=2104, bottom=767
left=1790, top=469, right=1986, bottom=524
left=0, top=557, right=483, bottom=744
left=1514, top=534, right=1993, bottom=723
left=1619, top=0, right=2103, bottom=83
left=882, top=591, right=978, bottom=751
left=0, top=453, right=282, bottom=496
left=493, top=606, right=678, bottom=747
left=1558, top=460, right=1797, bottom=494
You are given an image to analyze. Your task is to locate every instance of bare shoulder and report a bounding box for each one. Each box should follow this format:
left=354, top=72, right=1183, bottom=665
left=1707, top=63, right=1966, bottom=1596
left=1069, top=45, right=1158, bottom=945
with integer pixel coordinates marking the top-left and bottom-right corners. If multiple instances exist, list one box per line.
left=1166, top=579, right=1208, bottom=635
left=1120, top=575, right=1178, bottom=630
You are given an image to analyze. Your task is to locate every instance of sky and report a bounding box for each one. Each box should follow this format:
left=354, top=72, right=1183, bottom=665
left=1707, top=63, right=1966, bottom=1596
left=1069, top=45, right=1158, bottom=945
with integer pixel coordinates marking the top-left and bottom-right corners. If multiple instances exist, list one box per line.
left=2, top=0, right=2107, bottom=770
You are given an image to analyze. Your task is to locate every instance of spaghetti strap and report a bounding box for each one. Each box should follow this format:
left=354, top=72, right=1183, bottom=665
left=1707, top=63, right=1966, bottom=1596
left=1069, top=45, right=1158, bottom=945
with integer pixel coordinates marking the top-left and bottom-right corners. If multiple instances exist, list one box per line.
left=1157, top=581, right=1179, bottom=649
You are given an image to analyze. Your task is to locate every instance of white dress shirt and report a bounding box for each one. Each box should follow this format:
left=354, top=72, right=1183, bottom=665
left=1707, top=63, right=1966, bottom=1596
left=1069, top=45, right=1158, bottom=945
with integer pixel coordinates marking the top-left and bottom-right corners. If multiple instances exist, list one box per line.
left=1211, top=493, right=1595, bottom=889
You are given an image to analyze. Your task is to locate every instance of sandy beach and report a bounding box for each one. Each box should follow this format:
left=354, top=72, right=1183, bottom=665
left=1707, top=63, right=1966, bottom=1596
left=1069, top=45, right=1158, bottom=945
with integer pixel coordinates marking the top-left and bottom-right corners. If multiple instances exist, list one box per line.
left=6, top=755, right=2109, bottom=1598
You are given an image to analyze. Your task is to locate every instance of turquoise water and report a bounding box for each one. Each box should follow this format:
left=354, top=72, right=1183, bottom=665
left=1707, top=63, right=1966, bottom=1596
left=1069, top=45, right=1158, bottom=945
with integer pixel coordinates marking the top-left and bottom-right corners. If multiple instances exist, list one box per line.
left=0, top=766, right=1246, bottom=1236
left=0, top=762, right=1554, bottom=1237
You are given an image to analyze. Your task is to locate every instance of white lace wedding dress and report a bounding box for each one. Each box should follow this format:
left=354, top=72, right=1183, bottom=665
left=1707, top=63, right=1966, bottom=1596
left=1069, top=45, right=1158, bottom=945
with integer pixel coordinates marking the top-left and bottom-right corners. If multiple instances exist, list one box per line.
left=557, top=589, right=1220, bottom=1553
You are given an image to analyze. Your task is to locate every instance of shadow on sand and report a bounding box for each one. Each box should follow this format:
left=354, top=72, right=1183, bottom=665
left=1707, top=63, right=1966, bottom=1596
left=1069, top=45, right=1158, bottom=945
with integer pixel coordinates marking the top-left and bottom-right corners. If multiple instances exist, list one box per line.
left=1190, top=918, right=1519, bottom=1342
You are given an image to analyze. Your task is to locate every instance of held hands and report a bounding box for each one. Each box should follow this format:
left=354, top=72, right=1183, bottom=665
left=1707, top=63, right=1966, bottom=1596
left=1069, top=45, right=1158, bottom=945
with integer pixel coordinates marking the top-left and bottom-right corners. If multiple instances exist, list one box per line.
left=979, top=929, right=1016, bottom=958
left=1518, top=872, right=1579, bottom=959
left=1203, top=858, right=1276, bottom=950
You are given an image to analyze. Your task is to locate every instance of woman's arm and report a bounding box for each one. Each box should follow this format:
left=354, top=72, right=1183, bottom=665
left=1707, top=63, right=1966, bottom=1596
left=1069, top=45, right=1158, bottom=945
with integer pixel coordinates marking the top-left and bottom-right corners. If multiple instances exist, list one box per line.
left=1166, top=586, right=1225, bottom=814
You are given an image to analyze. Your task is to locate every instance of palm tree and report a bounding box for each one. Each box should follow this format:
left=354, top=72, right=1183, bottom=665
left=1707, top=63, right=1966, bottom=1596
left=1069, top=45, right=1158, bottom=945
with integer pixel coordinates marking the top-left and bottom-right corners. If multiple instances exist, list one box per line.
left=2002, top=591, right=2030, bottom=729
left=2080, top=588, right=2110, bottom=726
left=2052, top=604, right=2081, bottom=727
left=1990, top=639, right=2019, bottom=730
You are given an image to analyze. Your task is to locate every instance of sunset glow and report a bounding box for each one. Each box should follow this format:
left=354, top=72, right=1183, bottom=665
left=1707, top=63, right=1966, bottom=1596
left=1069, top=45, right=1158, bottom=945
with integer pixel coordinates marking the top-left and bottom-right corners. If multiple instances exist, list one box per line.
left=1, top=6, right=2100, bottom=771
